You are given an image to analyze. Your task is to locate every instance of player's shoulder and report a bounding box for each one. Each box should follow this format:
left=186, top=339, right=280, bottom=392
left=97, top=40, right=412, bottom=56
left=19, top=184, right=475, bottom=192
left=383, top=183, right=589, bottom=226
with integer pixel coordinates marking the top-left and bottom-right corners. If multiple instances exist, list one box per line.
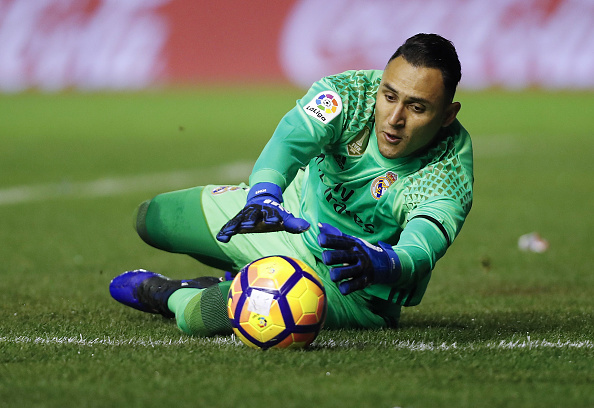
left=297, top=70, right=381, bottom=131
left=321, top=70, right=383, bottom=101
left=398, top=120, right=474, bottom=214
left=313, top=70, right=382, bottom=135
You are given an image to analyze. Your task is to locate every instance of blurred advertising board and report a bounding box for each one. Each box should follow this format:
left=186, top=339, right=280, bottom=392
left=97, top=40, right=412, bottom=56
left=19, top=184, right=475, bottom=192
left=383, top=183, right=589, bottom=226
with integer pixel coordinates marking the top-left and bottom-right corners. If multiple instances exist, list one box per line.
left=0, top=0, right=592, bottom=91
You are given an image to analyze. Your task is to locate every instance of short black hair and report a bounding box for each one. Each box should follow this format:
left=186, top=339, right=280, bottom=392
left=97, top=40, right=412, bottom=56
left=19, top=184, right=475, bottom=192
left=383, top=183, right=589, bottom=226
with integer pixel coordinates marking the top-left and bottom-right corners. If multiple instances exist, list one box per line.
left=389, top=33, right=461, bottom=102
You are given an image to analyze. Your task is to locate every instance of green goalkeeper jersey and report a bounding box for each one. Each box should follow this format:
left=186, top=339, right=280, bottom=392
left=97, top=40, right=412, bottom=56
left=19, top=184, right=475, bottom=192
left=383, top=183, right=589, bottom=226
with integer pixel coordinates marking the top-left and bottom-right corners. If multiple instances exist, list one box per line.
left=250, top=70, right=474, bottom=306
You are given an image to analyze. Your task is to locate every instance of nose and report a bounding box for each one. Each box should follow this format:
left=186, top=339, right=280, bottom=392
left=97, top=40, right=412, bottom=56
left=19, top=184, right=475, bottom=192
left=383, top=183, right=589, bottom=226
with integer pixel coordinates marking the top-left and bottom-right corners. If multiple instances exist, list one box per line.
left=387, top=103, right=405, bottom=127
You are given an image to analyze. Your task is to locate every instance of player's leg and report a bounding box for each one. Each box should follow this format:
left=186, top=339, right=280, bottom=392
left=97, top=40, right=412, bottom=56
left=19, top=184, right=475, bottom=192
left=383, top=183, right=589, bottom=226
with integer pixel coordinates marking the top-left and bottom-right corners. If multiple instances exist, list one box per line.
left=164, top=183, right=311, bottom=336
left=134, top=185, right=241, bottom=271
left=172, top=180, right=401, bottom=334
left=110, top=184, right=247, bottom=336
left=117, top=179, right=400, bottom=335
left=163, top=255, right=402, bottom=335
left=110, top=253, right=400, bottom=336
left=117, top=184, right=254, bottom=336
left=167, top=281, right=233, bottom=336
left=109, top=269, right=234, bottom=336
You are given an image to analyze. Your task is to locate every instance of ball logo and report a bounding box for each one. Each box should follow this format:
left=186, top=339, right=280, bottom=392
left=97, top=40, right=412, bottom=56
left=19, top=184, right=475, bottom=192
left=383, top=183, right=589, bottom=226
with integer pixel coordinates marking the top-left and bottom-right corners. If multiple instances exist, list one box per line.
left=264, top=266, right=277, bottom=275
left=257, top=316, right=268, bottom=328
left=370, top=171, right=398, bottom=200
left=303, top=90, right=342, bottom=124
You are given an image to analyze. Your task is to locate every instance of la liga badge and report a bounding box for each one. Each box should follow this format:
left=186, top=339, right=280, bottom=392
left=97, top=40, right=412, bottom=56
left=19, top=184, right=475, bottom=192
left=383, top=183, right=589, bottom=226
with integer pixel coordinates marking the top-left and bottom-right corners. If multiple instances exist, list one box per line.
left=303, top=90, right=342, bottom=124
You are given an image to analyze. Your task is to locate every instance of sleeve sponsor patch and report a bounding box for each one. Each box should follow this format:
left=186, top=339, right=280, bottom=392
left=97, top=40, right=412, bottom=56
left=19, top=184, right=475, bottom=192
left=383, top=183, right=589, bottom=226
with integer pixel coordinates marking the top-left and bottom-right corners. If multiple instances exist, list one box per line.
left=303, top=90, right=342, bottom=124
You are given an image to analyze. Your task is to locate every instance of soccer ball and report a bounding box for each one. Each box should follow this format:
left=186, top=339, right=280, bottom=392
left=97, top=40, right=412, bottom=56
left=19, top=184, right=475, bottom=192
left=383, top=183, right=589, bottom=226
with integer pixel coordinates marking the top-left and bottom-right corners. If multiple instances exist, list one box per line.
left=227, top=255, right=327, bottom=349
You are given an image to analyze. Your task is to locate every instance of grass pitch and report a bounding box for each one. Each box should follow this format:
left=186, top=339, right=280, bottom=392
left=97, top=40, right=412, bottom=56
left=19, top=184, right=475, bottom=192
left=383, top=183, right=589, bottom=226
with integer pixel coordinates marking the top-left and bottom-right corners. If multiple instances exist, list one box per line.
left=0, top=88, right=592, bottom=408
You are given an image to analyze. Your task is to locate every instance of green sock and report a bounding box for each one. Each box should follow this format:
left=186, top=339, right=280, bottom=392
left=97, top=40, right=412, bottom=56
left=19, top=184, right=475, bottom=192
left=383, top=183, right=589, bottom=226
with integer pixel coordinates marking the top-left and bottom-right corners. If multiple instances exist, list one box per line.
left=168, top=282, right=232, bottom=337
left=168, top=288, right=204, bottom=334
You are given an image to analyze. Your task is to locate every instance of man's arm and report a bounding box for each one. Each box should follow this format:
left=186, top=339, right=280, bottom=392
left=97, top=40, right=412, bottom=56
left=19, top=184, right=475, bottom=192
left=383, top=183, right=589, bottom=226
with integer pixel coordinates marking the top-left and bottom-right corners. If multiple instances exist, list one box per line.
left=319, top=193, right=468, bottom=296
left=317, top=215, right=449, bottom=295
left=217, top=81, right=345, bottom=242
left=249, top=86, right=344, bottom=189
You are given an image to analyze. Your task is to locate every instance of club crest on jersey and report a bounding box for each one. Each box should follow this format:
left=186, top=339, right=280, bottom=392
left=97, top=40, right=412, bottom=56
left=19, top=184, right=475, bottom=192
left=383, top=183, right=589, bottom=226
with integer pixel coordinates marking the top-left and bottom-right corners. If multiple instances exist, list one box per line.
left=370, top=171, right=398, bottom=200
left=303, top=90, right=342, bottom=124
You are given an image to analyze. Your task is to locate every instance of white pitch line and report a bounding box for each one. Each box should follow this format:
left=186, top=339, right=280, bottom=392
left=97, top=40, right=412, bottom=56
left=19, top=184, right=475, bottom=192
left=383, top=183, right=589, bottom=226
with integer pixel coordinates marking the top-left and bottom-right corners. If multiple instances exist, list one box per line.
left=317, top=338, right=594, bottom=351
left=0, top=134, right=520, bottom=207
left=0, top=335, right=241, bottom=348
left=0, top=161, right=254, bottom=206
left=0, top=136, right=518, bottom=207
left=1, top=335, right=592, bottom=351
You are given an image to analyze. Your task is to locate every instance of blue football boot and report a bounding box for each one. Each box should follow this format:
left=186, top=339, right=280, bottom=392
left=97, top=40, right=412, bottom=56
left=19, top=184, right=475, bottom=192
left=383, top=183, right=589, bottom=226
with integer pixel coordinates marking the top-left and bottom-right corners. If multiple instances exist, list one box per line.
left=109, top=269, right=221, bottom=318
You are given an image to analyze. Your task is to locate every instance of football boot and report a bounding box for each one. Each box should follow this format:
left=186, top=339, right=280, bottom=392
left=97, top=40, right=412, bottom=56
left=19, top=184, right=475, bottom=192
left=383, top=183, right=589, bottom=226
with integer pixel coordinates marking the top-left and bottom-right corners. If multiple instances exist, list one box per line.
left=109, top=269, right=221, bottom=318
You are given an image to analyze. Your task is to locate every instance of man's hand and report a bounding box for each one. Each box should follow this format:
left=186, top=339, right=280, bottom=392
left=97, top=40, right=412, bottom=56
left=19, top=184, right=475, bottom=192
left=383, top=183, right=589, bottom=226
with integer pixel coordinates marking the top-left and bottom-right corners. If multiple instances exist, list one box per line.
left=216, top=182, right=310, bottom=243
left=317, top=223, right=401, bottom=295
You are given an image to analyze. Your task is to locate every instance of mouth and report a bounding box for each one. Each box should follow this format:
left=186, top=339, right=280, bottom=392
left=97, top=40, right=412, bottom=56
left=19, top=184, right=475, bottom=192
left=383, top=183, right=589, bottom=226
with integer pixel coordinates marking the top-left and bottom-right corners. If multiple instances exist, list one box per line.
left=382, top=131, right=402, bottom=144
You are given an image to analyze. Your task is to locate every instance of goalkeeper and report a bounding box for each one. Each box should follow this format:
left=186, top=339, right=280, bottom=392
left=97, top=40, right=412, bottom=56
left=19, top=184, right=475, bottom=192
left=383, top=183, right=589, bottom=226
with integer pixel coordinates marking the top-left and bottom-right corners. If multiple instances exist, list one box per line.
left=110, top=33, right=473, bottom=336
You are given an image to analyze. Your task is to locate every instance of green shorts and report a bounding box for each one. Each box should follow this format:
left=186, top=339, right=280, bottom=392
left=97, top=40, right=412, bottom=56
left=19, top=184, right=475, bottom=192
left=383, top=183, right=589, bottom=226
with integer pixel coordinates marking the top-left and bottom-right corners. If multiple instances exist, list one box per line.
left=135, top=178, right=401, bottom=329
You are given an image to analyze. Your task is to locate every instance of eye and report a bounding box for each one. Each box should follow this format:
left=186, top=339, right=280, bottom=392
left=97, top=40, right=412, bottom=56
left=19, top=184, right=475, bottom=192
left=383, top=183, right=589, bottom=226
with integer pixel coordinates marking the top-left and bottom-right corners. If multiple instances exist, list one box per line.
left=410, top=104, right=425, bottom=113
left=384, top=93, right=397, bottom=102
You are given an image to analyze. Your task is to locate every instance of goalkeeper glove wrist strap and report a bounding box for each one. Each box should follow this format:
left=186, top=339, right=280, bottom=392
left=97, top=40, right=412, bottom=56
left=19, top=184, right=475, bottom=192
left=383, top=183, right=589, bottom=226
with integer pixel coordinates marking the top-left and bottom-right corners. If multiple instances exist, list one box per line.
left=247, top=182, right=283, bottom=203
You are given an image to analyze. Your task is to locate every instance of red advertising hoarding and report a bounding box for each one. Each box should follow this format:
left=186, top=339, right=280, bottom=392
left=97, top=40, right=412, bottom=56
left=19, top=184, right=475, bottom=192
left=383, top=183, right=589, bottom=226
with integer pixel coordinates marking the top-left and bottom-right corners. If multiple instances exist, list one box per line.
left=0, top=0, right=592, bottom=91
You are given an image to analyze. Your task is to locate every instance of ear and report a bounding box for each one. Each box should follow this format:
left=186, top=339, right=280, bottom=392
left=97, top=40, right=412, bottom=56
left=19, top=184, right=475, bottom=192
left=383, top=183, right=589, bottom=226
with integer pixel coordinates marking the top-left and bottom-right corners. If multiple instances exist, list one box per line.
left=441, top=101, right=461, bottom=128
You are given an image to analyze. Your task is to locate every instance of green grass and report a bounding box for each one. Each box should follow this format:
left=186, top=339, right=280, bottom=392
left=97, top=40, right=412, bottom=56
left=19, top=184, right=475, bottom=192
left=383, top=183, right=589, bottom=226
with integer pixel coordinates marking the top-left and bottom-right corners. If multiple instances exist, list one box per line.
left=1, top=88, right=593, bottom=408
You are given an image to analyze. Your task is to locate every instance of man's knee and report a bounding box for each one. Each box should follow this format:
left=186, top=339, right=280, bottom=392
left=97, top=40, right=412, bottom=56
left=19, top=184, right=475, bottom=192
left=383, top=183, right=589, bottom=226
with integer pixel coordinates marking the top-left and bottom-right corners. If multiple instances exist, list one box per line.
left=133, top=198, right=156, bottom=247
left=131, top=191, right=235, bottom=270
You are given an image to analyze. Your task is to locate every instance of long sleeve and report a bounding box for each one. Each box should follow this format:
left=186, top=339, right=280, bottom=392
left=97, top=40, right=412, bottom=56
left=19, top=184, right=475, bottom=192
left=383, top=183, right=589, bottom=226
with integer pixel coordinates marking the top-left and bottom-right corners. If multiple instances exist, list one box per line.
left=249, top=81, right=346, bottom=190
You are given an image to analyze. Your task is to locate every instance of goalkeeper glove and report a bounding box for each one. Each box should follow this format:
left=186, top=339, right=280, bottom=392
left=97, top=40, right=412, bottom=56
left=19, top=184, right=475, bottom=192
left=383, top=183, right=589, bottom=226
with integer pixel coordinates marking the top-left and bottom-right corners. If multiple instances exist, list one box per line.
left=216, top=182, right=310, bottom=243
left=317, top=223, right=401, bottom=295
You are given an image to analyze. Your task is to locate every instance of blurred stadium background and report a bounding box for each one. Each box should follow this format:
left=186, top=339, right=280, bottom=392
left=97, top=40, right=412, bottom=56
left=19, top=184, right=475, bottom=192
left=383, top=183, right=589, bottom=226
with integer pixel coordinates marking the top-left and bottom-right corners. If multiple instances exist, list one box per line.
left=2, top=0, right=593, bottom=91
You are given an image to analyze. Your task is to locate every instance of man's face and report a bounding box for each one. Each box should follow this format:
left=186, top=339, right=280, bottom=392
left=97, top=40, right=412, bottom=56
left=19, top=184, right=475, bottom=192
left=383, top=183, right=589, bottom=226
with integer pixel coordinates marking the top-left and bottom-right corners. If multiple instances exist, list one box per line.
left=374, top=56, right=460, bottom=159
